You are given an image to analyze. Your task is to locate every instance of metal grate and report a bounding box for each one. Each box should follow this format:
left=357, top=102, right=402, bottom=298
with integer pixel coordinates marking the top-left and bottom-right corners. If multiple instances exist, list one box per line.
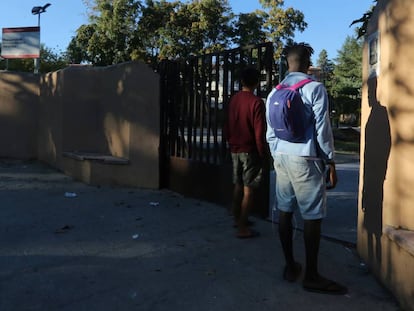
left=159, top=42, right=276, bottom=165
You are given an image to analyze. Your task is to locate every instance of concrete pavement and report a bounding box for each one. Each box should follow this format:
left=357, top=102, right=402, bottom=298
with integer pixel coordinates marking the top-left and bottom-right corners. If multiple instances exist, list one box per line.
left=0, top=158, right=401, bottom=311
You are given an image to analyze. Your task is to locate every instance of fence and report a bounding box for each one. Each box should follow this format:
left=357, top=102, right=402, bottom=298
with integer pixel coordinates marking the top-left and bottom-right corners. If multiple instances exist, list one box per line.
left=158, top=42, right=276, bottom=211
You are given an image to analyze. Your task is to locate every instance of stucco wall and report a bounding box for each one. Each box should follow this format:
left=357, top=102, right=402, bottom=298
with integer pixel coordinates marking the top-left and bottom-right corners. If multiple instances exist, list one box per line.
left=358, top=0, right=414, bottom=309
left=0, top=71, right=39, bottom=159
left=37, top=61, right=160, bottom=189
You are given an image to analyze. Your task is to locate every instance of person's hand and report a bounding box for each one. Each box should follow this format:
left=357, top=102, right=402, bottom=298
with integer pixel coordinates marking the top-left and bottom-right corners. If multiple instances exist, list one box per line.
left=326, top=163, right=337, bottom=189
left=259, top=154, right=270, bottom=169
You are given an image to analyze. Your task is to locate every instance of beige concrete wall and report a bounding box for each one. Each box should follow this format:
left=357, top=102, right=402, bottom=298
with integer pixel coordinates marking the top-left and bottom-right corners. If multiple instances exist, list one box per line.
left=358, top=0, right=414, bottom=309
left=0, top=71, right=39, bottom=159
left=38, top=61, right=160, bottom=189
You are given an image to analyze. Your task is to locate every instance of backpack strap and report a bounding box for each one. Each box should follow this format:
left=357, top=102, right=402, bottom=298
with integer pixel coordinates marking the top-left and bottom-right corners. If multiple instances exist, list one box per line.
left=289, top=78, right=314, bottom=90
left=276, top=78, right=313, bottom=90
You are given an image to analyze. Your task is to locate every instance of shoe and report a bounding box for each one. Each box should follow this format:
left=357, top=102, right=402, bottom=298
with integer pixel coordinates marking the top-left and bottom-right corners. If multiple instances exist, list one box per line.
left=303, top=277, right=348, bottom=295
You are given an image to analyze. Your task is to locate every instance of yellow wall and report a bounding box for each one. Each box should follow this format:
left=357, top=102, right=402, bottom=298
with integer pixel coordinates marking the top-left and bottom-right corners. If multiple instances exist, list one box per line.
left=0, top=71, right=39, bottom=159
left=358, top=1, right=414, bottom=310
left=0, top=61, right=160, bottom=189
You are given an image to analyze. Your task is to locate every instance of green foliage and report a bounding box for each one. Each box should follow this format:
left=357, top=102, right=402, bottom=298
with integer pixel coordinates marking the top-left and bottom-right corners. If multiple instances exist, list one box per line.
left=136, top=0, right=179, bottom=63
left=67, top=0, right=307, bottom=66
left=232, top=13, right=266, bottom=47
left=72, top=0, right=142, bottom=66
left=66, top=24, right=96, bottom=64
left=40, top=46, right=69, bottom=73
left=258, top=0, right=307, bottom=57
left=313, top=36, right=363, bottom=127
left=316, top=49, right=334, bottom=86
left=158, top=0, right=233, bottom=59
left=332, top=36, right=363, bottom=97
left=333, top=128, right=360, bottom=153
left=329, top=35, right=363, bottom=125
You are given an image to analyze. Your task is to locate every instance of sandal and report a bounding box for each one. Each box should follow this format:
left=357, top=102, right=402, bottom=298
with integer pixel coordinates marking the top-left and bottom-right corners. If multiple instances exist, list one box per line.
left=236, top=229, right=260, bottom=239
left=233, top=220, right=255, bottom=228
left=303, top=277, right=348, bottom=295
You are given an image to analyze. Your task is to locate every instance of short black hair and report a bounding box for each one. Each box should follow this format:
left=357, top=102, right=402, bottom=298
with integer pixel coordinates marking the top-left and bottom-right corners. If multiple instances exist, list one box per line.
left=240, top=67, right=260, bottom=88
left=282, top=42, right=314, bottom=66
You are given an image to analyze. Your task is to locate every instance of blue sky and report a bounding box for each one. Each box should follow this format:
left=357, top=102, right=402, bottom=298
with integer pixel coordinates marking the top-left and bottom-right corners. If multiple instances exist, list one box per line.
left=1, top=0, right=375, bottom=61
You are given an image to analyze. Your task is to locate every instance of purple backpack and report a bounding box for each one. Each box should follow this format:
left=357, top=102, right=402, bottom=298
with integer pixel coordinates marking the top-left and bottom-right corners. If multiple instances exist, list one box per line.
left=268, top=78, right=313, bottom=143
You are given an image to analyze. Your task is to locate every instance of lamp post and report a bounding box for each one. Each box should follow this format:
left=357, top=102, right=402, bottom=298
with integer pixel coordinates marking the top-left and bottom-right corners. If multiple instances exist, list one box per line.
left=31, top=3, right=51, bottom=74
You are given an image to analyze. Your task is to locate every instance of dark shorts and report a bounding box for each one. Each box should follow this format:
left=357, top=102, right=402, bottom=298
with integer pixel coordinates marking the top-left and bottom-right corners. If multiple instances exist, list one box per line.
left=231, top=152, right=263, bottom=188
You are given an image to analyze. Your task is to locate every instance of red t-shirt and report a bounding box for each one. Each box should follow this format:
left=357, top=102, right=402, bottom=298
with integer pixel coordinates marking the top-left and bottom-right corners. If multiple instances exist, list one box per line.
left=224, top=90, right=267, bottom=158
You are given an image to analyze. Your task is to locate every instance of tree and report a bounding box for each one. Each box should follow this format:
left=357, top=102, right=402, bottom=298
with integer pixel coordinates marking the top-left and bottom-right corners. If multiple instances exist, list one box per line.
left=330, top=35, right=363, bottom=124
left=135, top=0, right=179, bottom=63
left=67, top=24, right=97, bottom=64
left=316, top=49, right=335, bottom=91
left=316, top=49, right=336, bottom=125
left=350, top=0, right=378, bottom=38
left=68, top=0, right=142, bottom=66
left=156, top=0, right=233, bottom=59
left=231, top=12, right=266, bottom=47
left=67, top=0, right=307, bottom=65
left=258, top=0, right=307, bottom=57
left=332, top=36, right=363, bottom=97
left=68, top=0, right=233, bottom=64
left=40, top=46, right=68, bottom=73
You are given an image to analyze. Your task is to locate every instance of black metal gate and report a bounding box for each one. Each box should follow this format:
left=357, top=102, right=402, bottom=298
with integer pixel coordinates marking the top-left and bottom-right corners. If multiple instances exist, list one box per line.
left=158, top=42, right=276, bottom=213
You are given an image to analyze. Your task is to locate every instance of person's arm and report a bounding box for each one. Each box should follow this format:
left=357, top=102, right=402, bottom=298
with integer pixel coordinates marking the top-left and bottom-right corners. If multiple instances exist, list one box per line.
left=253, top=99, right=268, bottom=159
left=312, top=84, right=337, bottom=189
left=312, top=84, right=335, bottom=162
left=265, top=88, right=278, bottom=151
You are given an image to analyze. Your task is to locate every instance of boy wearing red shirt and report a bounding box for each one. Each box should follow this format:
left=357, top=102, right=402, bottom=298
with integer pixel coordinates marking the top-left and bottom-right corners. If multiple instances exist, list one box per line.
left=224, top=67, right=267, bottom=238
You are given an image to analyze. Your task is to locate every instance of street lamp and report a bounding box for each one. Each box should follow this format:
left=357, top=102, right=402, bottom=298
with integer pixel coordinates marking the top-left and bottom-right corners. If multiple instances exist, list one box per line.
left=31, top=3, right=51, bottom=73
left=32, top=3, right=51, bottom=26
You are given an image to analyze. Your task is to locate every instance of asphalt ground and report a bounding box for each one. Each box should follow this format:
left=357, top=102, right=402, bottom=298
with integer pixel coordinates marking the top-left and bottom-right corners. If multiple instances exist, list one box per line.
left=0, top=158, right=401, bottom=311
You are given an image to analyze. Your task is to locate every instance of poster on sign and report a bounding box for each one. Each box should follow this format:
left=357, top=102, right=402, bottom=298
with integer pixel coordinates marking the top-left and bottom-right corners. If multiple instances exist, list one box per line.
left=1, top=27, right=40, bottom=59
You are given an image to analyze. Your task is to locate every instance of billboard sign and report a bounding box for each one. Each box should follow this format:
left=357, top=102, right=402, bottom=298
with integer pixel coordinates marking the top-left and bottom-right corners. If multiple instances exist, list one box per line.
left=1, top=27, right=40, bottom=59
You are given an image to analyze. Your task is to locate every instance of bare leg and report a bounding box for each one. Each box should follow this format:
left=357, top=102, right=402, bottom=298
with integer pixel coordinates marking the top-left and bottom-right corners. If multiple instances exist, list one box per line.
left=302, top=219, right=348, bottom=294
left=279, top=211, right=301, bottom=281
left=237, top=186, right=255, bottom=237
left=232, top=183, right=243, bottom=223
left=279, top=211, right=295, bottom=265
left=303, top=219, right=321, bottom=280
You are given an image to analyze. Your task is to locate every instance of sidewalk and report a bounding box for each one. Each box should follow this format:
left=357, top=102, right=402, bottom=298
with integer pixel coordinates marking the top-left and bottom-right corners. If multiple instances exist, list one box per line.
left=0, top=159, right=400, bottom=311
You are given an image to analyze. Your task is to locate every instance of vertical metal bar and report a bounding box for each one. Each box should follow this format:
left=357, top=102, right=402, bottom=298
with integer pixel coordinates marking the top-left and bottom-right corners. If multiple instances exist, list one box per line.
left=221, top=52, right=230, bottom=163
left=176, top=62, right=182, bottom=157
left=205, top=54, right=212, bottom=163
left=193, top=58, right=201, bottom=161
left=172, top=62, right=180, bottom=157
left=187, top=58, right=195, bottom=160
left=199, top=56, right=206, bottom=162
left=212, top=53, right=220, bottom=164
left=230, top=52, right=236, bottom=95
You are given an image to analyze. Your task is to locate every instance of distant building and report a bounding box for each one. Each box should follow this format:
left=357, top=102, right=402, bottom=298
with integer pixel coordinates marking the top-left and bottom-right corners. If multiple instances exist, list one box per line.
left=308, top=66, right=322, bottom=81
